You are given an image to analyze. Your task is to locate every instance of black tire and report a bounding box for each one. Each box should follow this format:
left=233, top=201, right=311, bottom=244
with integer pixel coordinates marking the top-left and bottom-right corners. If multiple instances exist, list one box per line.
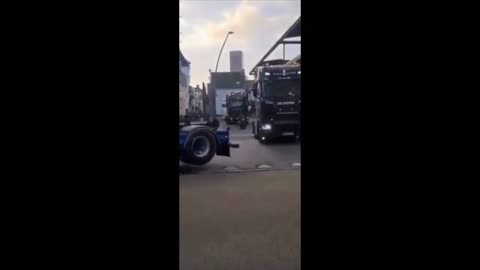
left=181, top=128, right=217, bottom=165
left=259, top=136, right=270, bottom=144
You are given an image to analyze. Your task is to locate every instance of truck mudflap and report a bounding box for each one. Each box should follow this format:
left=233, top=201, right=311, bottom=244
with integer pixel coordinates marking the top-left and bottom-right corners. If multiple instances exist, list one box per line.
left=215, top=128, right=239, bottom=157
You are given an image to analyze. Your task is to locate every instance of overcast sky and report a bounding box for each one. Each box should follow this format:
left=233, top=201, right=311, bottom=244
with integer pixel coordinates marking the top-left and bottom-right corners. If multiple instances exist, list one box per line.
left=180, top=0, right=300, bottom=87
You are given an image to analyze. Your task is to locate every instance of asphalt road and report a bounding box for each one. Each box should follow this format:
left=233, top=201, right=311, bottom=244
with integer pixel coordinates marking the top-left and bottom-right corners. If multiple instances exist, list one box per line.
left=180, top=119, right=301, bottom=269
left=180, top=120, right=301, bottom=174
left=180, top=170, right=301, bottom=270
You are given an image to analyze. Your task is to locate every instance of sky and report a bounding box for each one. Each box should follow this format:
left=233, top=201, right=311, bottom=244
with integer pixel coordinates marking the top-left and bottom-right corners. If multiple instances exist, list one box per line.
left=180, top=0, right=301, bottom=87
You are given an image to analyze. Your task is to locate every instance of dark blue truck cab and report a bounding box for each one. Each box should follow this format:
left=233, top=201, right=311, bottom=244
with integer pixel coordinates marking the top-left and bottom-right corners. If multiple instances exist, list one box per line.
left=179, top=123, right=238, bottom=165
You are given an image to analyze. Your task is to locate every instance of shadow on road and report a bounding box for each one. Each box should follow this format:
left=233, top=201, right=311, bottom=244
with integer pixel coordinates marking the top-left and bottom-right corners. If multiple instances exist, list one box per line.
left=179, top=163, right=208, bottom=175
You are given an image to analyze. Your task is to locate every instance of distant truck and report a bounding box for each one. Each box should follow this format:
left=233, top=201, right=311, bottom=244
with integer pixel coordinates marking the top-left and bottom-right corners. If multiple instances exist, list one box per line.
left=225, top=92, right=248, bottom=127
left=250, top=65, right=301, bottom=142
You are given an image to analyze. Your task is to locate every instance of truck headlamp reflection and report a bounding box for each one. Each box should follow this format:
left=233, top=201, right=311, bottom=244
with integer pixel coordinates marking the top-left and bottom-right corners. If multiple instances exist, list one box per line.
left=261, top=124, right=272, bottom=130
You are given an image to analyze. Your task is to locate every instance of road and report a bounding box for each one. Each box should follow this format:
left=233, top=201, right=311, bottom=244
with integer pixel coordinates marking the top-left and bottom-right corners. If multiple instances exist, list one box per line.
left=180, top=120, right=301, bottom=174
left=180, top=170, right=300, bottom=270
left=180, top=119, right=301, bottom=270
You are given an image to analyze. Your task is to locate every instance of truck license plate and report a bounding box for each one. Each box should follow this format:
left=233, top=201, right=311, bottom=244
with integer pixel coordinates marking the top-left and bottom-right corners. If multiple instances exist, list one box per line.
left=282, top=132, right=294, bottom=136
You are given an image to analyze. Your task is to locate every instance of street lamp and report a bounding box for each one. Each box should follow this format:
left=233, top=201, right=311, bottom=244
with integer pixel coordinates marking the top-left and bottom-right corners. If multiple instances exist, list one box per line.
left=214, top=31, right=234, bottom=72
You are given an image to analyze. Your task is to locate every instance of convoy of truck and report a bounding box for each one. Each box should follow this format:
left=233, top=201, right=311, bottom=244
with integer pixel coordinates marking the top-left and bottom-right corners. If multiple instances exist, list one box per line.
left=180, top=49, right=300, bottom=165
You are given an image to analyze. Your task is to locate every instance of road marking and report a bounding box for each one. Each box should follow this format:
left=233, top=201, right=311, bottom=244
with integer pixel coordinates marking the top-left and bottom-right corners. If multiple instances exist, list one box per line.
left=224, top=166, right=242, bottom=172
left=291, top=162, right=301, bottom=167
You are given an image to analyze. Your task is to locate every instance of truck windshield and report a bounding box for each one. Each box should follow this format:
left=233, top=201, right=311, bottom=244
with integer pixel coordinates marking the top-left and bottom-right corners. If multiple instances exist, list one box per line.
left=230, top=101, right=243, bottom=107
left=263, top=79, right=300, bottom=98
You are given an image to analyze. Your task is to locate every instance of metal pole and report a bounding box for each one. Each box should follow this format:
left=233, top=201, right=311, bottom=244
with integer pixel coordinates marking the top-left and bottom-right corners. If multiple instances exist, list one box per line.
left=215, top=31, right=233, bottom=72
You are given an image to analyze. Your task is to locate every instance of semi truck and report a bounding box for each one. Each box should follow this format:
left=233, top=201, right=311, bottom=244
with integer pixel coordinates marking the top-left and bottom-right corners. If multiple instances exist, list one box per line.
left=180, top=90, right=238, bottom=165
left=250, top=65, right=301, bottom=143
left=225, top=92, right=249, bottom=128
left=179, top=122, right=238, bottom=165
left=179, top=50, right=238, bottom=165
left=180, top=80, right=238, bottom=165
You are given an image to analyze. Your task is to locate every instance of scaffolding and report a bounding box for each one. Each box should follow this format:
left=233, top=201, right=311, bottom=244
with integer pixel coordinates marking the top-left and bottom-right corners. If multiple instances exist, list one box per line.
left=249, top=17, right=301, bottom=75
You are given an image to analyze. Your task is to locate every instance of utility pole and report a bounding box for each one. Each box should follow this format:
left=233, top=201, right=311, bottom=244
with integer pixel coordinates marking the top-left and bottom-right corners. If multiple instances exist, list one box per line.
left=215, top=31, right=234, bottom=72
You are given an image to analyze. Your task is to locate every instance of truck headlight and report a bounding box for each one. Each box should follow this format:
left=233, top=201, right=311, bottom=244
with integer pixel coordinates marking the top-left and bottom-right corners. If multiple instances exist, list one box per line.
left=261, top=124, right=272, bottom=130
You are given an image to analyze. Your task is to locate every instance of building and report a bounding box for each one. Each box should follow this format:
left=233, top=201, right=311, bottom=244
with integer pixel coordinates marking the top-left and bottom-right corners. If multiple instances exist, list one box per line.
left=230, top=51, right=244, bottom=72
left=208, top=71, right=246, bottom=116
left=188, top=85, right=203, bottom=115
left=245, top=79, right=256, bottom=114
left=179, top=50, right=191, bottom=118
left=201, top=83, right=209, bottom=119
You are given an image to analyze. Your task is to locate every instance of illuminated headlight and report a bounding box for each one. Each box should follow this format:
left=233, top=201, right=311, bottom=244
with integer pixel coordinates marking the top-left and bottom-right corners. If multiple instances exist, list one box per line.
left=298, top=71, right=301, bottom=74
left=265, top=72, right=271, bottom=76
left=265, top=100, right=275, bottom=105
left=261, top=124, right=272, bottom=130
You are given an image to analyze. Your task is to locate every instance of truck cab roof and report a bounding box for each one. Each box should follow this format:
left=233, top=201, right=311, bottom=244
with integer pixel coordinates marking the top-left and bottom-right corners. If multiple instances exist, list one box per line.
left=258, top=65, right=300, bottom=72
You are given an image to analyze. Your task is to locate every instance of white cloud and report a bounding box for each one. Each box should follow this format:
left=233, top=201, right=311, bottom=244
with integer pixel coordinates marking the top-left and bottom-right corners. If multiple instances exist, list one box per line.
left=182, top=1, right=264, bottom=49
left=180, top=0, right=300, bottom=86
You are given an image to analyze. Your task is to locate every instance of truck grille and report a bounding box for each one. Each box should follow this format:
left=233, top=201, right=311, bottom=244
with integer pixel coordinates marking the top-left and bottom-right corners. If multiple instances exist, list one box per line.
left=275, top=112, right=299, bottom=122
left=276, top=104, right=297, bottom=113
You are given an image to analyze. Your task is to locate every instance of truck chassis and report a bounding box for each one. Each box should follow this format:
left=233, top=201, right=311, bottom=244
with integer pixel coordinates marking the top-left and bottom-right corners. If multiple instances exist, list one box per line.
left=179, top=123, right=238, bottom=165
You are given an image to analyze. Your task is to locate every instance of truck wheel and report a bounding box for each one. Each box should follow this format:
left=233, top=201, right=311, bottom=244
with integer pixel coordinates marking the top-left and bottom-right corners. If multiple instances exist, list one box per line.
left=181, top=128, right=217, bottom=165
left=259, top=136, right=270, bottom=144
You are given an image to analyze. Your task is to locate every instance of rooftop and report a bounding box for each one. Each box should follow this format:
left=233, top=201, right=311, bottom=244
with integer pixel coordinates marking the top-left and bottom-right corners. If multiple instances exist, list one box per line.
left=179, top=50, right=190, bottom=66
left=210, top=72, right=246, bottom=89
